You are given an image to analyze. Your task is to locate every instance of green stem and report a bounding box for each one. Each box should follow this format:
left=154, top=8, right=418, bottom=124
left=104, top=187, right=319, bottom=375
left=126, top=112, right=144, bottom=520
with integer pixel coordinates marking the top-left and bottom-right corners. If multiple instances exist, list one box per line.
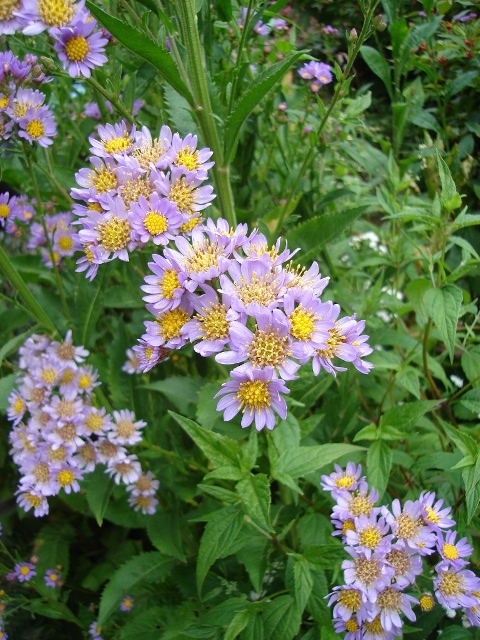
left=175, top=0, right=236, bottom=226
left=0, top=244, right=58, bottom=335
left=85, top=77, right=134, bottom=123
left=227, top=0, right=255, bottom=115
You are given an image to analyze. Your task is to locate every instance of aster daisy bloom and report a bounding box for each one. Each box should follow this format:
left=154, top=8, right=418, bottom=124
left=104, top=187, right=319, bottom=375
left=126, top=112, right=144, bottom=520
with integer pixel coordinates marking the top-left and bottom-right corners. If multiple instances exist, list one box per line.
left=216, top=310, right=300, bottom=381
left=13, top=561, right=36, bottom=582
left=434, top=566, right=480, bottom=609
left=44, top=568, right=62, bottom=587
left=108, top=409, right=146, bottom=446
left=284, top=260, right=330, bottom=297
left=94, top=438, right=128, bottom=465
left=320, top=463, right=366, bottom=497
left=7, top=389, right=27, bottom=426
left=132, top=124, right=171, bottom=170
left=7, top=87, right=45, bottom=122
left=215, top=366, right=289, bottom=431
left=436, top=530, right=473, bottom=571
left=342, top=546, right=395, bottom=601
left=72, top=156, right=119, bottom=202
left=203, top=217, right=253, bottom=251
left=345, top=513, right=393, bottom=556
left=52, top=18, right=108, bottom=78
left=361, top=613, right=403, bottom=639
left=0, top=113, right=14, bottom=140
left=298, top=61, right=321, bottom=80
left=19, top=458, right=56, bottom=496
left=167, top=132, right=214, bottom=179
left=368, top=585, right=418, bottom=632
left=332, top=486, right=380, bottom=523
left=73, top=439, right=97, bottom=472
left=18, top=105, right=57, bottom=147
left=0, top=0, right=27, bottom=34
left=16, top=487, right=49, bottom=516
left=0, top=192, right=19, bottom=227
left=384, top=542, right=423, bottom=588
left=182, top=285, right=238, bottom=357
left=52, top=465, right=83, bottom=494
left=82, top=405, right=112, bottom=436
left=141, top=252, right=187, bottom=313
left=131, top=340, right=170, bottom=372
left=128, top=492, right=158, bottom=515
left=130, top=192, right=182, bottom=245
left=122, top=348, right=143, bottom=374
left=88, top=621, right=104, bottom=640
left=283, top=291, right=335, bottom=362
left=333, top=616, right=362, bottom=640
left=419, top=491, right=456, bottom=531
left=155, top=166, right=215, bottom=220
left=383, top=498, right=436, bottom=554
left=239, top=233, right=299, bottom=268
left=126, top=471, right=159, bottom=497
left=120, top=595, right=134, bottom=612
left=328, top=586, right=368, bottom=624
left=142, top=302, right=192, bottom=350
left=18, top=0, right=81, bottom=35
left=106, top=454, right=142, bottom=485
left=89, top=120, right=135, bottom=158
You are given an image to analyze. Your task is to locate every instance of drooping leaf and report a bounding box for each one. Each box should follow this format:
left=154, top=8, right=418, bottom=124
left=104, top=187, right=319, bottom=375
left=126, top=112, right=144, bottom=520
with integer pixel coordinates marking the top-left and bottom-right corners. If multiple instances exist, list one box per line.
left=84, top=466, right=115, bottom=526
left=436, top=149, right=462, bottom=212
left=292, top=556, right=314, bottom=613
left=236, top=473, right=272, bottom=532
left=360, top=46, right=392, bottom=98
left=262, top=595, right=301, bottom=640
left=424, top=285, right=463, bottom=362
left=273, top=443, right=364, bottom=480
left=367, top=440, right=393, bottom=499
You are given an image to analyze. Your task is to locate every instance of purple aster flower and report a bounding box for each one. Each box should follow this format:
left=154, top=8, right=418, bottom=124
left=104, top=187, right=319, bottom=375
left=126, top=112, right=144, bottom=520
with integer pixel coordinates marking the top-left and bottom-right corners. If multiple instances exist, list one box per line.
left=216, top=309, right=300, bottom=381
left=238, top=7, right=270, bottom=35
left=107, top=410, right=146, bottom=446
left=106, top=454, right=142, bottom=485
left=94, top=438, right=128, bottom=465
left=369, top=585, right=418, bottom=632
left=122, top=348, right=143, bottom=374
left=327, top=585, right=368, bottom=624
left=321, top=463, right=366, bottom=496
left=44, top=568, right=62, bottom=587
left=284, top=260, right=330, bottom=297
left=0, top=113, right=14, bottom=140
left=283, top=291, right=335, bottom=362
left=0, top=0, right=28, bottom=34
left=52, top=18, right=108, bottom=78
left=126, top=471, right=159, bottom=497
left=142, top=301, right=193, bottom=350
left=345, top=513, right=393, bottom=556
left=361, top=613, right=403, bottom=638
left=182, top=284, right=238, bottom=356
left=203, top=218, right=253, bottom=251
left=333, top=616, right=362, bottom=639
left=18, top=105, right=57, bottom=147
left=436, top=530, right=473, bottom=570
left=133, top=124, right=172, bottom=170
left=434, top=566, right=480, bottom=609
left=13, top=561, right=36, bottom=582
left=88, top=620, right=104, bottom=640
left=7, top=389, right=26, bottom=426
left=89, top=120, right=135, bottom=158
left=384, top=542, right=423, bottom=588
left=332, top=486, right=380, bottom=522
left=419, top=491, right=456, bottom=531
left=130, top=192, right=182, bottom=245
left=15, top=488, right=50, bottom=520
left=215, top=366, right=289, bottom=431
left=52, top=465, right=83, bottom=494
left=155, top=166, right=215, bottom=220
left=271, top=18, right=289, bottom=32
left=7, top=87, right=45, bottom=121
left=17, top=0, right=82, bottom=35
left=72, top=156, right=118, bottom=202
left=342, top=546, right=394, bottom=600
left=120, top=595, right=134, bottom=612
left=166, top=132, right=214, bottom=179
left=128, top=492, right=158, bottom=514
left=142, top=251, right=188, bottom=313
left=383, top=498, right=436, bottom=554
left=131, top=340, right=171, bottom=372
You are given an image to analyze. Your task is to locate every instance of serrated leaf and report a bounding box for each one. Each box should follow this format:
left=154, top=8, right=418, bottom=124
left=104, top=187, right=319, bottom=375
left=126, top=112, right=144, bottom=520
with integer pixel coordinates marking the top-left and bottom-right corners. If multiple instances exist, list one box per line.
left=380, top=400, right=439, bottom=432
left=459, top=389, right=480, bottom=414
left=170, top=411, right=242, bottom=468
left=224, top=609, right=250, bottom=640
left=359, top=46, right=392, bottom=98
left=236, top=538, right=268, bottom=593
left=285, top=207, right=368, bottom=264
left=353, top=423, right=378, bottom=442
left=367, top=440, right=393, bottom=499
left=424, top=285, right=463, bottom=362
left=119, top=606, right=167, bottom=640
left=204, top=465, right=244, bottom=481
left=462, top=347, right=480, bottom=387
left=147, top=511, right=186, bottom=561
left=293, top=556, right=313, bottom=613
left=86, top=3, right=193, bottom=103
left=98, top=552, right=174, bottom=625
left=196, top=505, right=248, bottom=593
left=145, top=377, right=203, bottom=414
left=224, top=51, right=306, bottom=163
left=440, top=419, right=478, bottom=458
left=23, top=599, right=82, bottom=626
left=446, top=70, right=477, bottom=100
left=237, top=473, right=272, bottom=532
left=263, top=595, right=301, bottom=640
left=436, top=149, right=461, bottom=211
left=84, top=466, right=115, bottom=526
left=302, top=544, right=345, bottom=569
left=274, top=444, right=364, bottom=479
left=463, top=460, right=480, bottom=523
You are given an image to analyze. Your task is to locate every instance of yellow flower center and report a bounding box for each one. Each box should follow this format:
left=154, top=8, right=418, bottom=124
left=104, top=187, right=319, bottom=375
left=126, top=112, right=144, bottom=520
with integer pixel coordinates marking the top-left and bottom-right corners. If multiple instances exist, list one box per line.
left=34, top=463, right=50, bottom=483
left=132, top=138, right=166, bottom=169
left=120, top=175, right=153, bottom=208
left=377, top=587, right=402, bottom=612
left=289, top=306, right=316, bottom=341
left=336, top=475, right=355, bottom=489
left=26, top=492, right=43, bottom=508
left=419, top=594, right=435, bottom=611
left=90, top=165, right=117, bottom=193
left=78, top=374, right=92, bottom=389
left=180, top=216, right=202, bottom=233
left=20, top=565, right=31, bottom=576
left=58, top=343, right=75, bottom=360
left=236, top=379, right=271, bottom=412
left=144, top=211, right=168, bottom=235
left=157, top=308, right=189, bottom=340
left=38, top=0, right=75, bottom=26
left=363, top=615, right=384, bottom=634
left=354, top=558, right=381, bottom=586
left=247, top=329, right=291, bottom=369
left=345, top=618, right=359, bottom=633
left=396, top=513, right=421, bottom=540
left=145, top=347, right=154, bottom=361
left=342, top=519, right=356, bottom=536
left=56, top=422, right=76, bottom=442
left=26, top=119, right=45, bottom=139
left=358, top=525, right=382, bottom=550
left=97, top=216, right=131, bottom=252
left=159, top=269, right=180, bottom=299
left=337, top=589, right=361, bottom=612
left=13, top=396, right=26, bottom=414
left=60, top=369, right=76, bottom=384
left=174, top=146, right=200, bottom=171
left=0, top=204, right=10, bottom=219
left=56, top=399, right=75, bottom=418
left=58, top=235, right=73, bottom=251
left=41, top=368, right=58, bottom=384
left=438, top=572, right=462, bottom=597
left=64, top=36, right=89, bottom=61
left=316, top=325, right=346, bottom=359
left=385, top=549, right=410, bottom=576
left=135, top=495, right=153, bottom=510
left=85, top=414, right=104, bottom=433
left=349, top=493, right=374, bottom=517
left=443, top=543, right=459, bottom=560
left=169, top=178, right=195, bottom=215
left=0, top=0, right=20, bottom=21
left=0, top=96, right=9, bottom=109
left=88, top=201, right=103, bottom=212
left=85, top=245, right=94, bottom=263
left=198, top=303, right=229, bottom=340
left=103, top=134, right=132, bottom=155
left=424, top=506, right=439, bottom=524
left=236, top=273, right=280, bottom=308
left=57, top=469, right=75, bottom=487
left=116, top=419, right=136, bottom=439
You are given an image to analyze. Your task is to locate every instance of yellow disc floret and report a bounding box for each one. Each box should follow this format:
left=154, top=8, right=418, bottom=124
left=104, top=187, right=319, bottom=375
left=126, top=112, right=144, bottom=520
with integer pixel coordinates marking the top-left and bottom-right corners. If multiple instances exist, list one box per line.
left=236, top=380, right=271, bottom=412
left=38, top=0, right=75, bottom=27
left=174, top=146, right=200, bottom=171
left=156, top=308, right=189, bottom=340
left=0, top=0, right=21, bottom=21
left=144, top=211, right=168, bottom=236
left=26, top=119, right=45, bottom=139
left=64, top=36, right=89, bottom=62
left=97, top=216, right=131, bottom=252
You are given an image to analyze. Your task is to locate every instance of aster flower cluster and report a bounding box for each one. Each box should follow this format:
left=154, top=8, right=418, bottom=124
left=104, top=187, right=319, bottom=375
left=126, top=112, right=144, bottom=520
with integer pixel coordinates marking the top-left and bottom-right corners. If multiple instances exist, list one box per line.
left=321, top=463, right=480, bottom=638
left=298, top=60, right=334, bottom=93
left=7, top=332, right=159, bottom=517
left=0, top=50, right=56, bottom=146
left=27, top=210, right=75, bottom=268
left=0, top=192, right=36, bottom=233
left=2, top=1, right=108, bottom=79
left=70, top=120, right=215, bottom=280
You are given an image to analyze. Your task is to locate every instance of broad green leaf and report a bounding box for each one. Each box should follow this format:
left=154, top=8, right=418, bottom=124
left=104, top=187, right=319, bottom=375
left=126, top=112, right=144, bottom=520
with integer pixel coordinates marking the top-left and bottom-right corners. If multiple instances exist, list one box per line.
left=169, top=411, right=242, bottom=468
left=274, top=444, right=364, bottom=479
left=241, top=609, right=265, bottom=640
left=353, top=423, right=378, bottom=442
left=241, top=429, right=258, bottom=470
left=0, top=373, right=18, bottom=413
left=225, top=609, right=250, bottom=640
left=390, top=18, right=408, bottom=58
left=367, top=440, right=393, bottom=499
left=198, top=483, right=240, bottom=504
left=224, top=51, right=306, bottom=163
left=237, top=473, right=272, bottom=532
left=405, top=278, right=431, bottom=325
left=459, top=389, right=480, bottom=414
left=462, top=347, right=480, bottom=387
left=0, top=327, right=37, bottom=366
left=302, top=544, right=344, bottom=569
left=23, top=599, right=82, bottom=626
left=463, top=461, right=480, bottom=524
left=360, top=46, right=392, bottom=98
left=446, top=70, right=477, bottom=100
left=98, top=552, right=175, bottom=625
left=398, top=18, right=441, bottom=80
left=147, top=511, right=186, bottom=561
left=204, top=465, right=244, bottom=481
left=120, top=606, right=168, bottom=640
left=145, top=377, right=204, bottom=414
left=424, top=285, right=463, bottom=362
left=396, top=368, right=421, bottom=399
left=380, top=400, right=439, bottom=432
left=236, top=538, right=268, bottom=593
left=344, top=91, right=372, bottom=118
left=84, top=466, right=115, bottom=526
left=263, top=595, right=301, bottom=640
left=436, top=150, right=462, bottom=212
left=293, top=556, right=313, bottom=613
left=197, top=505, right=248, bottom=593
left=285, top=207, right=368, bottom=264
left=86, top=3, right=193, bottom=103
left=200, top=598, right=249, bottom=627
left=440, top=419, right=478, bottom=458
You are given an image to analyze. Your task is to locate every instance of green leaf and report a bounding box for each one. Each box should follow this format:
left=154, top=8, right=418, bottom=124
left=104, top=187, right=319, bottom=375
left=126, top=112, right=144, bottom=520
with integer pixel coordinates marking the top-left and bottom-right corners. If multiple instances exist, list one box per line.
left=236, top=538, right=267, bottom=593
left=367, top=440, right=393, bottom=499
left=263, top=595, right=301, bottom=640
left=23, top=599, right=82, bottom=626
left=440, top=419, right=478, bottom=458
left=424, top=285, right=463, bottom=362
left=74, top=268, right=105, bottom=348
left=0, top=327, right=37, bottom=366
left=396, top=368, right=421, bottom=399
left=241, top=429, right=258, bottom=470
left=237, top=473, right=272, bottom=532
left=147, top=510, right=187, bottom=561
left=86, top=3, right=193, bottom=103
left=274, top=444, right=364, bottom=479
left=463, top=460, right=480, bottom=523
left=225, top=609, right=250, bottom=640
left=0, top=373, right=18, bottom=413
left=446, top=70, right=477, bottom=100
left=302, top=544, right=345, bottom=569
left=292, top=556, right=313, bottom=613
left=197, top=505, right=248, bottom=593
left=359, top=46, right=392, bottom=98
left=84, top=465, right=115, bottom=526
left=436, top=150, right=462, bottom=212
left=380, top=400, right=439, bottom=432
left=145, top=376, right=204, bottom=413
left=120, top=606, right=167, bottom=640
left=459, top=389, right=480, bottom=414
left=241, top=608, right=265, bottom=640
left=98, top=552, right=175, bottom=625
left=285, top=207, right=368, bottom=264
left=398, top=18, right=441, bottom=79
left=169, top=411, right=242, bottom=468
left=224, top=51, right=306, bottom=164
left=462, top=346, right=480, bottom=387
